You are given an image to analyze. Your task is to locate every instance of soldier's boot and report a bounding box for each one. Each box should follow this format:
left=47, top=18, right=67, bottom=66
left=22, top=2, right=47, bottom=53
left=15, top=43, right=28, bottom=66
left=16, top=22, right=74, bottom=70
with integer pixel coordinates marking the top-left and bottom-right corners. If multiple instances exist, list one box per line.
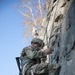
left=48, top=63, right=61, bottom=75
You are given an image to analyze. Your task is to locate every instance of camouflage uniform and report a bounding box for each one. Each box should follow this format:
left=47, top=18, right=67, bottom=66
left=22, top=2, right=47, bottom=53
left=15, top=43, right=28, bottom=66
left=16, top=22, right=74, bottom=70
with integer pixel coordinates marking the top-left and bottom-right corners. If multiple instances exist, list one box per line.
left=20, top=38, right=61, bottom=75
left=20, top=46, right=49, bottom=75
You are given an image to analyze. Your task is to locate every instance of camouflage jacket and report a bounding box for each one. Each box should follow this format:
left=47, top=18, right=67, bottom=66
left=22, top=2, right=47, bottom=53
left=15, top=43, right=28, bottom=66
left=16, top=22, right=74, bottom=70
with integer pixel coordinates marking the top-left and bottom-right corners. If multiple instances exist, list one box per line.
left=20, top=46, right=47, bottom=67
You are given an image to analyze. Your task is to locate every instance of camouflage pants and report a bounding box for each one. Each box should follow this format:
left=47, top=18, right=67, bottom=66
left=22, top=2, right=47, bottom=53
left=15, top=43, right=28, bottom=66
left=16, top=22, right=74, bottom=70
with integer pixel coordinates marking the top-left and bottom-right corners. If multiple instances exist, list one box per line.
left=22, top=62, right=61, bottom=75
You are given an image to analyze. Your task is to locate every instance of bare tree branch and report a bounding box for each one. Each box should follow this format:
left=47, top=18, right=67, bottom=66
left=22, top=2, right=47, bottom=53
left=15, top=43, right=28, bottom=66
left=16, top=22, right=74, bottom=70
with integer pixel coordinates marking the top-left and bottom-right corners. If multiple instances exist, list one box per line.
left=18, top=0, right=49, bottom=37
left=38, top=0, right=43, bottom=17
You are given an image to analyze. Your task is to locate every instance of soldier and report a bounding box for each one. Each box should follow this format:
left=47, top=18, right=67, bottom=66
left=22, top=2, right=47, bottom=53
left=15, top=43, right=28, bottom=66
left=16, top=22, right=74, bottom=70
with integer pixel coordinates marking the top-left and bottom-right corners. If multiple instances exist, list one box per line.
left=20, top=38, right=61, bottom=75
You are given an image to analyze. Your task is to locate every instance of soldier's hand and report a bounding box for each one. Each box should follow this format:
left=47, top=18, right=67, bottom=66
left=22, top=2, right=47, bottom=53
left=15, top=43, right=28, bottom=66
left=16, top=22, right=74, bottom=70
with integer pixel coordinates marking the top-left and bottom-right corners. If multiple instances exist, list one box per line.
left=45, top=48, right=54, bottom=54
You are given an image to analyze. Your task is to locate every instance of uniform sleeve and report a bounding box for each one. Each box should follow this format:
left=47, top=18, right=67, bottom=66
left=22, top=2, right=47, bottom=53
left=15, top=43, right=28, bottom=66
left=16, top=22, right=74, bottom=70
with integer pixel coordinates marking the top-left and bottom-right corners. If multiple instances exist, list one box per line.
left=20, top=48, right=26, bottom=57
left=25, top=47, right=47, bottom=59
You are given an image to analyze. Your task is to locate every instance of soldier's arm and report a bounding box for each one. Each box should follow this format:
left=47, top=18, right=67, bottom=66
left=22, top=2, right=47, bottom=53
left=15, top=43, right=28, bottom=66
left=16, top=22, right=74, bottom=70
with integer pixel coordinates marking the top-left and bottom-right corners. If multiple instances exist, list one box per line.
left=20, top=48, right=26, bottom=57
left=25, top=48, right=47, bottom=59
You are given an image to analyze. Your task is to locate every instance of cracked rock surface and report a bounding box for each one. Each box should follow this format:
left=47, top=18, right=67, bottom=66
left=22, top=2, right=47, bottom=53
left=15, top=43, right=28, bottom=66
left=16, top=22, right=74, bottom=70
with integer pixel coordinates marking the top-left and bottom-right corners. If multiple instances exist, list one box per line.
left=39, top=0, right=75, bottom=75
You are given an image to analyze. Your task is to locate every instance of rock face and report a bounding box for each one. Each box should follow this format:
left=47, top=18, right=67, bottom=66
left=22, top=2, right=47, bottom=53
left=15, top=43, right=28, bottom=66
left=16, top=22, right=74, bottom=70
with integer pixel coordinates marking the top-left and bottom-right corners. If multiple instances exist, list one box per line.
left=39, top=0, right=75, bottom=75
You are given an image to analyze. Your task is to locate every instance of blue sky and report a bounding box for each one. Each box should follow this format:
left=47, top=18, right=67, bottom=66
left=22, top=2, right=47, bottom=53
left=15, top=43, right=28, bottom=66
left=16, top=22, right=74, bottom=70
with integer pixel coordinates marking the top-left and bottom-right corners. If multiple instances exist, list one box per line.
left=0, top=0, right=31, bottom=75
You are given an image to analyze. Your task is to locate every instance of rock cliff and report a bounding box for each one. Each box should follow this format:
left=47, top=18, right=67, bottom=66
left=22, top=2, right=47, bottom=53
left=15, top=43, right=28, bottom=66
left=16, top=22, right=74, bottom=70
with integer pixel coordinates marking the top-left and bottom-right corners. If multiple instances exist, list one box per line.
left=39, top=0, right=75, bottom=75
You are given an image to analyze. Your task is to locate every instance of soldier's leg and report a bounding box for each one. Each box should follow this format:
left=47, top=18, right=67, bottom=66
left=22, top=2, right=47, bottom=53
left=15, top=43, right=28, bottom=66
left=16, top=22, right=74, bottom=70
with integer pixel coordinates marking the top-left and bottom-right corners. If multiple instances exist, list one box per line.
left=22, top=64, right=27, bottom=75
left=48, top=63, right=61, bottom=75
left=30, top=63, right=49, bottom=75
left=26, top=68, right=32, bottom=75
left=22, top=63, right=34, bottom=75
